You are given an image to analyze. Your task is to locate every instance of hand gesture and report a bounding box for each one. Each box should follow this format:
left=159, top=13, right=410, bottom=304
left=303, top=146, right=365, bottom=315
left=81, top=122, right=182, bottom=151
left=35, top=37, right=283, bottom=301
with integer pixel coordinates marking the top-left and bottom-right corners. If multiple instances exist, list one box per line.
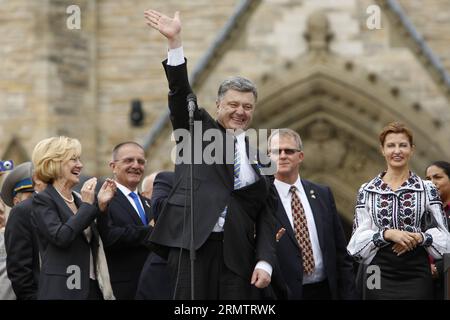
left=81, top=177, right=97, bottom=205
left=251, top=268, right=271, bottom=289
left=385, top=229, right=421, bottom=255
left=430, top=263, right=439, bottom=279
left=144, top=10, right=182, bottom=49
left=97, top=178, right=117, bottom=212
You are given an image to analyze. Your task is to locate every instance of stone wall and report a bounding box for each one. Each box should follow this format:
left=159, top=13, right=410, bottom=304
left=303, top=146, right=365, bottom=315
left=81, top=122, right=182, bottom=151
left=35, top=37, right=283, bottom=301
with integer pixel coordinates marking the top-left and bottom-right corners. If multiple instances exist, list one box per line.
left=0, top=0, right=448, bottom=206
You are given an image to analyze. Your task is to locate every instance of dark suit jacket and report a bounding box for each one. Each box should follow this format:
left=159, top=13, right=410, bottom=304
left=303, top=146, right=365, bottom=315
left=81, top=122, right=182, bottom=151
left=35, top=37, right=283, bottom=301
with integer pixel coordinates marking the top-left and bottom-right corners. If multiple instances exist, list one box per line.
left=136, top=171, right=174, bottom=300
left=97, top=188, right=153, bottom=300
left=149, top=60, right=277, bottom=282
left=31, top=185, right=101, bottom=300
left=4, top=195, right=40, bottom=300
left=274, top=179, right=356, bottom=299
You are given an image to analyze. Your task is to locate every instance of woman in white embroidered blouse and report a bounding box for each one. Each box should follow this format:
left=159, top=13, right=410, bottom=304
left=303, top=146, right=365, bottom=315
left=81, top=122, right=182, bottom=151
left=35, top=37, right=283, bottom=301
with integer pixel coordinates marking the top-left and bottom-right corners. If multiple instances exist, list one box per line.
left=347, top=122, right=450, bottom=300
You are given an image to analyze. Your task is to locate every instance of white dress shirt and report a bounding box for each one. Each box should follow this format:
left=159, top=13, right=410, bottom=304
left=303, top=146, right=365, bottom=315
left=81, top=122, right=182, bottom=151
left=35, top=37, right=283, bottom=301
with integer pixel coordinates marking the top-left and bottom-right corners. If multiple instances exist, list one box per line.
left=274, top=176, right=325, bottom=284
left=234, top=132, right=258, bottom=187
left=115, top=182, right=146, bottom=222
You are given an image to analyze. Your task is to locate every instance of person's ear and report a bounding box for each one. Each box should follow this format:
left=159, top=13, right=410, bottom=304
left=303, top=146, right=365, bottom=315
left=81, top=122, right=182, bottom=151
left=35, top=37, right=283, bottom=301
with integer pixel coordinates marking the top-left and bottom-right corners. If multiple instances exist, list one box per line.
left=380, top=144, right=385, bottom=157
left=216, top=100, right=221, bottom=113
left=13, top=195, right=20, bottom=206
left=298, top=151, right=305, bottom=162
left=109, top=161, right=117, bottom=174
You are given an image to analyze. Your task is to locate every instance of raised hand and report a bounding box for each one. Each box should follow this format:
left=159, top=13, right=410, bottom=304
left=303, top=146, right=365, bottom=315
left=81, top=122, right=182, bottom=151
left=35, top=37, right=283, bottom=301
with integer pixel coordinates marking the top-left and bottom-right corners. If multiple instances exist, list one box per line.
left=97, top=178, right=117, bottom=212
left=81, top=177, right=98, bottom=205
left=144, top=9, right=182, bottom=49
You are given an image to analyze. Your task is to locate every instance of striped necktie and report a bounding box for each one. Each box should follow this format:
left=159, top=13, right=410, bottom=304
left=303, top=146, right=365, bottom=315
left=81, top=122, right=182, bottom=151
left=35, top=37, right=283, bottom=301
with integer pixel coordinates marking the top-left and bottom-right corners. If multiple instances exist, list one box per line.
left=234, top=139, right=242, bottom=190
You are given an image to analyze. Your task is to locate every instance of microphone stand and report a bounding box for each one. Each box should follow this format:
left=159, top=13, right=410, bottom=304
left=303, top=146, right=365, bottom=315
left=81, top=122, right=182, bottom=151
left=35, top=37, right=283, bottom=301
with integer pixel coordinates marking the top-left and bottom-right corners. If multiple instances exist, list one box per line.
left=188, top=100, right=195, bottom=300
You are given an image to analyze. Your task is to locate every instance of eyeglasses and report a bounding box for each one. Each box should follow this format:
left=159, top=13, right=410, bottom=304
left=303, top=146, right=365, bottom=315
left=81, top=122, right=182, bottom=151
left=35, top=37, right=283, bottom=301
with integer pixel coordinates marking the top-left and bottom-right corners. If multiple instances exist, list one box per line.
left=69, top=156, right=82, bottom=162
left=269, top=148, right=301, bottom=155
left=114, top=157, right=147, bottom=166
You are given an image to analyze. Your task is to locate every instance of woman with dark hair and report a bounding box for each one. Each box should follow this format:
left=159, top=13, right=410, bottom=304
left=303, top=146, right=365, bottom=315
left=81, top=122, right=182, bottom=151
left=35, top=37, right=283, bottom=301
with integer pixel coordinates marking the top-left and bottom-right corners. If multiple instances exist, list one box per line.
left=426, top=161, right=450, bottom=228
left=347, top=122, right=450, bottom=299
left=425, top=160, right=450, bottom=299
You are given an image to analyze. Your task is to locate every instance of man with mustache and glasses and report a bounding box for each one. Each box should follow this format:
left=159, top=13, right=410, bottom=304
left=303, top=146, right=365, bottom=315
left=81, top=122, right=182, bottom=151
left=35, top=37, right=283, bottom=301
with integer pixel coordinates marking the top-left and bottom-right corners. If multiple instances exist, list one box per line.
left=97, top=142, right=153, bottom=300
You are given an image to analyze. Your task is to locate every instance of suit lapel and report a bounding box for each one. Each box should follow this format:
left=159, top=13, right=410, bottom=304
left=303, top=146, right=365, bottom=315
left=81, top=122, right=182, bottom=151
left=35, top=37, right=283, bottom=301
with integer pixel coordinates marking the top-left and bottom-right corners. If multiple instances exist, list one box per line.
left=301, top=179, right=325, bottom=252
left=212, top=126, right=234, bottom=189
left=274, top=193, right=299, bottom=249
left=47, top=185, right=76, bottom=221
left=48, top=185, right=90, bottom=244
left=246, top=136, right=262, bottom=179
left=115, top=189, right=143, bottom=225
left=139, top=194, right=153, bottom=223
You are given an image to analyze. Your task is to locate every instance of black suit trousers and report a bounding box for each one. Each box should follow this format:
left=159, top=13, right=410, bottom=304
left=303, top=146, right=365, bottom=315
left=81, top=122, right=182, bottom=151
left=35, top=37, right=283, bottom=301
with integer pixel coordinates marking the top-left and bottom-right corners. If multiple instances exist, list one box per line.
left=167, top=233, right=258, bottom=300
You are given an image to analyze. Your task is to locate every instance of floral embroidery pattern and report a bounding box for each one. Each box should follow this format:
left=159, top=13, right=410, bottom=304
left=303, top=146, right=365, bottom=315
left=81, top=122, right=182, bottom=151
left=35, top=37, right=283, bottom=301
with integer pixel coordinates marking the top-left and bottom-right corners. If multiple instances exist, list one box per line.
left=363, top=172, right=424, bottom=232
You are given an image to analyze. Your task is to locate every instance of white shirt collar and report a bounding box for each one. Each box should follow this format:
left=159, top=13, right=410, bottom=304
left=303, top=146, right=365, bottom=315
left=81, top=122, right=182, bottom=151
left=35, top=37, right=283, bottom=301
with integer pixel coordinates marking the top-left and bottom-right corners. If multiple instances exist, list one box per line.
left=235, top=131, right=246, bottom=145
left=115, top=181, right=138, bottom=197
left=274, top=175, right=303, bottom=198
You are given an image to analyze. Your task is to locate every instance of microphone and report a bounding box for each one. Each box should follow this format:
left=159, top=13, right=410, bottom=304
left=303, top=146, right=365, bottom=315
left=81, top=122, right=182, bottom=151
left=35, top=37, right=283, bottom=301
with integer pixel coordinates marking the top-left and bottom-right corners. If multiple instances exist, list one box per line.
left=187, top=93, right=197, bottom=114
left=186, top=92, right=197, bottom=299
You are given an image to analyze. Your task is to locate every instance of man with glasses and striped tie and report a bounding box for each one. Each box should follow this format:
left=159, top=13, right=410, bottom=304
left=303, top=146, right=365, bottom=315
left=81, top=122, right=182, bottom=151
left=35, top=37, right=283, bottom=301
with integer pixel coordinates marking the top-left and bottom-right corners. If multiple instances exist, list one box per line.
left=145, top=9, right=277, bottom=299
left=97, top=142, right=153, bottom=299
left=268, top=128, right=356, bottom=300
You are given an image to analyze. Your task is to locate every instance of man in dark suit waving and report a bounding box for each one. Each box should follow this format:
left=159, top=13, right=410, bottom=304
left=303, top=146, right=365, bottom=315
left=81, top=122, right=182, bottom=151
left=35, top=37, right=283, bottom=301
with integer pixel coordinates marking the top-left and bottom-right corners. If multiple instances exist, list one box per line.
left=97, top=142, right=153, bottom=299
left=268, top=128, right=356, bottom=299
left=144, top=9, right=277, bottom=299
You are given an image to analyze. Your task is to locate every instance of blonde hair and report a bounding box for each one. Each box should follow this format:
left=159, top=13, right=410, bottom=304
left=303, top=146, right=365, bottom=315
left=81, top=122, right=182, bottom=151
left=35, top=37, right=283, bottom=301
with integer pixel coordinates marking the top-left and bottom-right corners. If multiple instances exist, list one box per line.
left=268, top=128, right=303, bottom=151
left=32, top=136, right=82, bottom=184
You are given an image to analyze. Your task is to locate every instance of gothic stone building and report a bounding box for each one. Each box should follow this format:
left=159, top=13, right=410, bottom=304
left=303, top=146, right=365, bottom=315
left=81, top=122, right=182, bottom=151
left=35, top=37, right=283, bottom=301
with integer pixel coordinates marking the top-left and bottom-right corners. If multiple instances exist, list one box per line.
left=1, top=0, right=450, bottom=231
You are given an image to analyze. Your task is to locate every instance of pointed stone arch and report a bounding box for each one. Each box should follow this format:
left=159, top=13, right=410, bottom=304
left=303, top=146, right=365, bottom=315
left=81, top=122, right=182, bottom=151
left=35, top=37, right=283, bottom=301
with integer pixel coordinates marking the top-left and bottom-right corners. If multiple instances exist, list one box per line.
left=1, top=136, right=30, bottom=165
left=253, top=55, right=449, bottom=223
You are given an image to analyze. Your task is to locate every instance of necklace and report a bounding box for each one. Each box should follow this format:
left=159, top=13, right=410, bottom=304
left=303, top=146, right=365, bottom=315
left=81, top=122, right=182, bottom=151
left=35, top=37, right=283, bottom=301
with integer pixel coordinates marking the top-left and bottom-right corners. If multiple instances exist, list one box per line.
left=54, top=186, right=74, bottom=203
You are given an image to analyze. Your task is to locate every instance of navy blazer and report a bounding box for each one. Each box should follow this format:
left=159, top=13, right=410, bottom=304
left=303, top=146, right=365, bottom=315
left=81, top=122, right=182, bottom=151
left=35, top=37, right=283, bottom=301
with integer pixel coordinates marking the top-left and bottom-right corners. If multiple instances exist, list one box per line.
left=97, top=188, right=153, bottom=300
left=136, top=171, right=174, bottom=300
left=31, top=185, right=101, bottom=300
left=5, top=195, right=40, bottom=300
left=274, top=179, right=356, bottom=299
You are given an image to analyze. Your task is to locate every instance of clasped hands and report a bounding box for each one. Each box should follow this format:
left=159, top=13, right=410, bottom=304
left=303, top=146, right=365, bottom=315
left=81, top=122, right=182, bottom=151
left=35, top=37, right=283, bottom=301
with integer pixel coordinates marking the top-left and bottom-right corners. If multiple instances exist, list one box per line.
left=81, top=177, right=117, bottom=212
left=384, top=229, right=423, bottom=256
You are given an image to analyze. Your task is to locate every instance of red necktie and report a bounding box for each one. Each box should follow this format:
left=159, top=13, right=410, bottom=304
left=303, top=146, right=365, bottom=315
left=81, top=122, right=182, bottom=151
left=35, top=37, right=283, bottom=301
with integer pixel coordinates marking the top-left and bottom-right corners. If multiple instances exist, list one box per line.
left=290, top=185, right=315, bottom=275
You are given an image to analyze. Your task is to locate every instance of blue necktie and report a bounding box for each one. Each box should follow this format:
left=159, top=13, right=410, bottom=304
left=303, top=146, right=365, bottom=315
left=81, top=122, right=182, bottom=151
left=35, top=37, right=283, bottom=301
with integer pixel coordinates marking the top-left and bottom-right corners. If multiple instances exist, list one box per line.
left=217, top=139, right=241, bottom=229
left=234, top=139, right=242, bottom=190
left=129, top=192, right=148, bottom=225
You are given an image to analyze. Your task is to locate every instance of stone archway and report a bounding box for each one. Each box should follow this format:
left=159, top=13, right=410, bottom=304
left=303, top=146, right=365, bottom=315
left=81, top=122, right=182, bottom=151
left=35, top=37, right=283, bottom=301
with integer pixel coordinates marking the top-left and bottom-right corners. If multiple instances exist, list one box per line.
left=1, top=137, right=29, bottom=165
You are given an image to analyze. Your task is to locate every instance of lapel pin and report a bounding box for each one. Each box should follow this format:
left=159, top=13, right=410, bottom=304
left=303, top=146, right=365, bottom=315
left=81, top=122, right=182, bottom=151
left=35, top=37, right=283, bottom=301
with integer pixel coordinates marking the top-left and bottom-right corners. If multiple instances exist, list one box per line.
left=145, top=200, right=151, bottom=208
left=310, top=190, right=316, bottom=199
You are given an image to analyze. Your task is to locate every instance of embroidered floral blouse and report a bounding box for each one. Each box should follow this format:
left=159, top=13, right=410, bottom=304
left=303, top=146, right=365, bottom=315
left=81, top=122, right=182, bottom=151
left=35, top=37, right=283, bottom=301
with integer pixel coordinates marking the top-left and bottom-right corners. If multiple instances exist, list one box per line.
left=347, top=171, right=450, bottom=264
